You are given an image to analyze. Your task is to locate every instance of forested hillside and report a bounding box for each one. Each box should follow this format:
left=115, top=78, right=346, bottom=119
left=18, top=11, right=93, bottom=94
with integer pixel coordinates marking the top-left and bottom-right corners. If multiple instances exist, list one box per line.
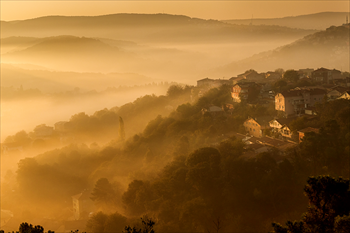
left=2, top=85, right=349, bottom=232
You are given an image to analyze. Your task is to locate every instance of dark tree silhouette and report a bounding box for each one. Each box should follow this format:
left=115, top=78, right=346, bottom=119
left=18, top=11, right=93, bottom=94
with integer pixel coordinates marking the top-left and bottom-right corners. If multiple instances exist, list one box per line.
left=271, top=176, right=350, bottom=233
left=123, top=217, right=155, bottom=233
left=19, top=223, right=44, bottom=233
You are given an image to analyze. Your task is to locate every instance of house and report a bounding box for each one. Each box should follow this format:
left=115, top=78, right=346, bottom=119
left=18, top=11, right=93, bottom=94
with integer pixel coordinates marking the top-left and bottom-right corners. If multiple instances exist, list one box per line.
left=243, top=116, right=272, bottom=138
left=312, top=68, right=341, bottom=84
left=231, top=82, right=260, bottom=102
left=275, top=88, right=326, bottom=116
left=229, top=76, right=247, bottom=85
left=298, top=127, right=320, bottom=143
left=269, top=117, right=297, bottom=133
left=326, top=86, right=349, bottom=100
left=197, top=78, right=230, bottom=88
left=72, top=190, right=94, bottom=220
left=237, top=69, right=266, bottom=83
left=265, top=71, right=282, bottom=81
left=338, top=90, right=350, bottom=100
left=298, top=68, right=314, bottom=79
left=280, top=125, right=294, bottom=139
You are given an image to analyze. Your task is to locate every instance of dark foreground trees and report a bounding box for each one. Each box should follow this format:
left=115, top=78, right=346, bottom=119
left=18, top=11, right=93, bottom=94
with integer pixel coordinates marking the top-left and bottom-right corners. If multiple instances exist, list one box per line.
left=271, top=176, right=350, bottom=233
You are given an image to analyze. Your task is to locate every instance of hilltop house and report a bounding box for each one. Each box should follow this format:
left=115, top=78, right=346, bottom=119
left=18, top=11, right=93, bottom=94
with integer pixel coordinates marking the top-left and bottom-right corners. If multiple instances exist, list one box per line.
left=275, top=88, right=326, bottom=116
left=312, top=68, right=341, bottom=84
left=243, top=116, right=272, bottom=138
left=298, top=127, right=319, bottom=143
left=237, top=69, right=266, bottom=83
left=231, top=82, right=260, bottom=102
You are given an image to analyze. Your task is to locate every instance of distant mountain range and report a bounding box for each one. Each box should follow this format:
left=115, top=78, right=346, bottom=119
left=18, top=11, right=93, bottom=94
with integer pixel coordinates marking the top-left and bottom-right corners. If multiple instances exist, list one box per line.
left=212, top=24, right=350, bottom=76
left=0, top=13, right=315, bottom=44
left=223, top=12, right=350, bottom=30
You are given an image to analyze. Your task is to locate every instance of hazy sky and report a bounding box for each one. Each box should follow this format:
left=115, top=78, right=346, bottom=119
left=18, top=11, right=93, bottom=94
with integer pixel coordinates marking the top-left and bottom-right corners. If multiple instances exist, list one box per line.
left=1, top=1, right=349, bottom=21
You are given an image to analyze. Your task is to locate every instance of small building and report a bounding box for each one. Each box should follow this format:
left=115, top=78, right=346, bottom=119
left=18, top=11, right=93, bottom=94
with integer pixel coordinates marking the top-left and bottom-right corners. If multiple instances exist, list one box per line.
left=298, top=68, right=314, bottom=79
left=280, top=125, right=294, bottom=139
left=269, top=117, right=297, bottom=133
left=275, top=88, right=326, bottom=116
left=72, top=190, right=94, bottom=220
left=231, top=82, right=260, bottom=103
left=243, top=116, right=272, bottom=138
left=298, top=127, right=320, bottom=143
left=312, top=68, right=341, bottom=84
left=237, top=69, right=266, bottom=83
left=265, top=71, right=282, bottom=81
left=338, top=90, right=350, bottom=100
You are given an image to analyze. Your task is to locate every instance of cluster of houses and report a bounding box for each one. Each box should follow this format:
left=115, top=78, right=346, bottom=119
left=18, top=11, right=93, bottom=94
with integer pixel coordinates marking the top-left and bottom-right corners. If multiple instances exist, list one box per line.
left=198, top=67, right=350, bottom=154
left=198, top=67, right=350, bottom=115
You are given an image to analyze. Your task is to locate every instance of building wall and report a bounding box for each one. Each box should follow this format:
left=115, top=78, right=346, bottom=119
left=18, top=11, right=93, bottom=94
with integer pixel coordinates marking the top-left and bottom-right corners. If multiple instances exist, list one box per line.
left=231, top=85, right=242, bottom=102
left=244, top=118, right=263, bottom=138
left=275, top=91, right=324, bottom=115
left=280, top=126, right=293, bottom=138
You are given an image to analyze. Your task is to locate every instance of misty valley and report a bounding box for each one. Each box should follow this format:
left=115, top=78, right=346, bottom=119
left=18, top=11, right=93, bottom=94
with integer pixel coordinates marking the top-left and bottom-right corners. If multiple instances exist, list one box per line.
left=1, top=12, right=350, bottom=233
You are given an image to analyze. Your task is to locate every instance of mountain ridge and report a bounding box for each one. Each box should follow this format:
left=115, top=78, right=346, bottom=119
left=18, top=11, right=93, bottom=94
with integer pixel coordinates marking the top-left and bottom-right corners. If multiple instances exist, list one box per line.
left=223, top=11, right=350, bottom=30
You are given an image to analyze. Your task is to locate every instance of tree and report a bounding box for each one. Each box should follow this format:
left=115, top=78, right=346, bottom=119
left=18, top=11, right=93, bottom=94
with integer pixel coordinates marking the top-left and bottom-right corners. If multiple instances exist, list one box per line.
left=90, top=178, right=116, bottom=208
left=119, top=116, right=125, bottom=141
left=271, top=176, right=350, bottom=233
left=124, top=217, right=155, bottom=233
left=166, top=85, right=184, bottom=97
left=283, top=70, right=299, bottom=83
left=86, top=212, right=108, bottom=233
left=19, top=223, right=44, bottom=233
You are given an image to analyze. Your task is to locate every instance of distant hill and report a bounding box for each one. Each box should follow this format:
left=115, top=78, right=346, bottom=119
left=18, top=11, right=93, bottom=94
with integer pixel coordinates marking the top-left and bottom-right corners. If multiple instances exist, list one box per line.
left=1, top=35, right=139, bottom=72
left=0, top=13, right=315, bottom=44
left=212, top=24, right=350, bottom=76
left=223, top=12, right=350, bottom=30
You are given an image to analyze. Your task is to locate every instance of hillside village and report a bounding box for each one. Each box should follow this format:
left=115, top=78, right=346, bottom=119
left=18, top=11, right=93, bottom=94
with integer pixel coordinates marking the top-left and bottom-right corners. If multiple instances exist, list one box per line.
left=196, top=67, right=350, bottom=157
